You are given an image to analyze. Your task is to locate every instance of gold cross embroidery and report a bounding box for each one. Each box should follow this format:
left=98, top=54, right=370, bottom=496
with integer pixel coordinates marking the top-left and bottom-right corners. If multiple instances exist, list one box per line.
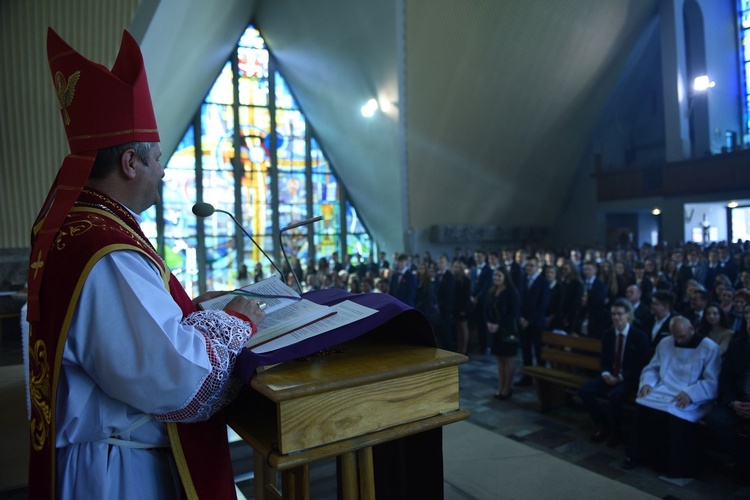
left=31, top=251, right=44, bottom=280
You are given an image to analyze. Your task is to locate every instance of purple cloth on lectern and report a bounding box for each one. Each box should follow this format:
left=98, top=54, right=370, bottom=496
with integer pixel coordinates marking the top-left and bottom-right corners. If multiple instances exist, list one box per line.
left=233, top=289, right=435, bottom=384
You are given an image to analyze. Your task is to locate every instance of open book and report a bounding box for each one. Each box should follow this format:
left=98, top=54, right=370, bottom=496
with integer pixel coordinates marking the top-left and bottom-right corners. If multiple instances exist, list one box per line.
left=198, top=275, right=337, bottom=349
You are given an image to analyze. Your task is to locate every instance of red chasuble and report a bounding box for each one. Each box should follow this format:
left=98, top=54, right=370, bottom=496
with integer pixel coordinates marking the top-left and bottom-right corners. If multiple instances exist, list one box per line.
left=28, top=188, right=236, bottom=499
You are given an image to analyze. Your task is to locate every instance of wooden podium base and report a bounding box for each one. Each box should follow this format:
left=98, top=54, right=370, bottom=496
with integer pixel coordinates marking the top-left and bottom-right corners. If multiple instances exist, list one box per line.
left=227, top=338, right=469, bottom=499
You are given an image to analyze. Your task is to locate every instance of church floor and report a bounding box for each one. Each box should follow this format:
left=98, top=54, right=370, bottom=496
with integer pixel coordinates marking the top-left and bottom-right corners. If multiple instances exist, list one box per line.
left=2, top=326, right=750, bottom=499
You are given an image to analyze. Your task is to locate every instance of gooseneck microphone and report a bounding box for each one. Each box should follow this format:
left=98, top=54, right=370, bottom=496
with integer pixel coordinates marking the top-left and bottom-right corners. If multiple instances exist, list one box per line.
left=279, top=216, right=324, bottom=294
left=191, top=202, right=284, bottom=280
left=281, top=216, right=324, bottom=231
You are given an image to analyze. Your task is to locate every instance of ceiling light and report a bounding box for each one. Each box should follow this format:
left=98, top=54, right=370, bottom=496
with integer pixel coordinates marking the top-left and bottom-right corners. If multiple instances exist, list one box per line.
left=361, top=99, right=378, bottom=118
left=652, top=208, right=661, bottom=216
left=693, top=75, right=715, bottom=92
left=379, top=99, right=391, bottom=112
left=728, top=201, right=739, bottom=208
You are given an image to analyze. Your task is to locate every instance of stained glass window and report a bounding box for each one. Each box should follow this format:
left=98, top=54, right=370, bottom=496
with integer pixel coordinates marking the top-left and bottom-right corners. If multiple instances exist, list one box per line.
left=144, top=25, right=372, bottom=296
left=741, top=0, right=750, bottom=142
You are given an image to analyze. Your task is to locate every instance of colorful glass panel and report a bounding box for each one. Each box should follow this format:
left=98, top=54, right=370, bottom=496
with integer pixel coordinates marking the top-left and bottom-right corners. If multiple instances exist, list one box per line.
left=741, top=1, right=750, bottom=138
left=161, top=24, right=371, bottom=293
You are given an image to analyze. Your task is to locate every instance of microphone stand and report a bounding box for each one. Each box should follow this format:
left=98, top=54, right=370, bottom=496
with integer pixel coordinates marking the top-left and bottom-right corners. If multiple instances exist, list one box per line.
left=278, top=216, right=324, bottom=295
left=208, top=207, right=285, bottom=281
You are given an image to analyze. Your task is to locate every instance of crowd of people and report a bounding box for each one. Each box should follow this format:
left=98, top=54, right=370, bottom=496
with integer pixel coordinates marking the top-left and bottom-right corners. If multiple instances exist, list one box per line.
left=265, top=240, right=750, bottom=483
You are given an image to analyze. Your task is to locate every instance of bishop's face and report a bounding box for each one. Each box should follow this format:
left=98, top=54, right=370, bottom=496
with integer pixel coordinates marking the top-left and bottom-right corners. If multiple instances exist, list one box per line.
left=135, top=143, right=164, bottom=212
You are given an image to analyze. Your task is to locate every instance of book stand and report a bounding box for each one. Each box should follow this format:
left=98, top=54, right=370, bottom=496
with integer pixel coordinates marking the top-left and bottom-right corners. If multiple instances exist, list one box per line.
left=228, top=337, right=469, bottom=499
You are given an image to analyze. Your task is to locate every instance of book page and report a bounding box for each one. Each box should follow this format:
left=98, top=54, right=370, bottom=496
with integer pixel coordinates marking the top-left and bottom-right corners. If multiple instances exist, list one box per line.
left=198, top=275, right=299, bottom=312
left=251, top=300, right=379, bottom=353
left=255, top=299, right=329, bottom=333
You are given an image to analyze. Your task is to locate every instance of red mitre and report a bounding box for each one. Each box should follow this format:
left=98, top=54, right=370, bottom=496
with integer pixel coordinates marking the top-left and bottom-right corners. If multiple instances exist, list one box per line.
left=27, top=28, right=160, bottom=321
left=46, top=27, right=159, bottom=152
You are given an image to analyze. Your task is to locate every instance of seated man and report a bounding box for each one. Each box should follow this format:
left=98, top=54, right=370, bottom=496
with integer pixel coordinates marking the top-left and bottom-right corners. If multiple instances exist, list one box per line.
left=578, top=298, right=650, bottom=447
left=624, top=316, right=721, bottom=479
left=704, top=302, right=750, bottom=481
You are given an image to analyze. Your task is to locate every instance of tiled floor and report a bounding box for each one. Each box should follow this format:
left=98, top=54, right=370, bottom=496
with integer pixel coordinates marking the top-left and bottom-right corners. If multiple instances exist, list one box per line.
left=3, top=321, right=750, bottom=499
left=455, top=352, right=750, bottom=500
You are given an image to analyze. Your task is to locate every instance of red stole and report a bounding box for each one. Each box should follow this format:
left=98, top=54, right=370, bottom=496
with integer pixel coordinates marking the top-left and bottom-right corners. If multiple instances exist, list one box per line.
left=28, top=188, right=236, bottom=499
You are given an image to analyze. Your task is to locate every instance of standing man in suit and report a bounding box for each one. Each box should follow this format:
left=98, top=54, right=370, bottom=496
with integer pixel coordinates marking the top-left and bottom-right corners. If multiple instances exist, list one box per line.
left=388, top=254, right=417, bottom=307
left=686, top=248, right=707, bottom=287
left=510, top=248, right=528, bottom=289
left=435, top=254, right=456, bottom=350
left=516, top=257, right=550, bottom=385
left=626, top=284, right=650, bottom=328
left=705, top=248, right=721, bottom=292
left=470, top=249, right=493, bottom=352
left=670, top=249, right=693, bottom=313
left=642, top=290, right=677, bottom=349
left=718, top=245, right=739, bottom=285
left=578, top=261, right=609, bottom=338
left=578, top=299, right=650, bottom=446
left=632, top=261, right=654, bottom=305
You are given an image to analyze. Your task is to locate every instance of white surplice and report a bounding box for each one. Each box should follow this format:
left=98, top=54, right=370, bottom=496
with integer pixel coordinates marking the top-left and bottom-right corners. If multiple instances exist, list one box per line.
left=636, top=335, right=721, bottom=423
left=54, top=250, right=252, bottom=499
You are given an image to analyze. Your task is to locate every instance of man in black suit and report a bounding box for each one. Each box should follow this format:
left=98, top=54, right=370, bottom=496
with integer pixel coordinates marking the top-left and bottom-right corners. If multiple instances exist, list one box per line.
left=516, top=257, right=550, bottom=385
left=670, top=249, right=693, bottom=313
left=685, top=289, right=708, bottom=329
left=577, top=261, right=609, bottom=338
left=705, top=248, right=721, bottom=292
left=435, top=254, right=456, bottom=350
left=578, top=298, right=650, bottom=446
left=510, top=248, right=528, bottom=289
left=704, top=303, right=750, bottom=481
left=632, top=261, right=653, bottom=305
left=388, top=253, right=416, bottom=307
left=642, top=290, right=677, bottom=349
left=686, top=248, right=707, bottom=287
left=626, top=284, right=650, bottom=328
left=718, top=245, right=739, bottom=285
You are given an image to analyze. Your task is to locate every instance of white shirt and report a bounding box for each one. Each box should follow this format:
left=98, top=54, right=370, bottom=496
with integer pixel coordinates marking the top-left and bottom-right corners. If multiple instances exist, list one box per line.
left=651, top=314, right=669, bottom=340
left=54, top=250, right=252, bottom=499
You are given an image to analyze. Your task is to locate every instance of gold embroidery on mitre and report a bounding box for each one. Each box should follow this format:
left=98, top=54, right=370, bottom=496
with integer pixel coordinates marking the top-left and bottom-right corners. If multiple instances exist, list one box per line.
left=29, top=339, right=51, bottom=451
left=54, top=70, right=80, bottom=126
left=30, top=250, right=44, bottom=280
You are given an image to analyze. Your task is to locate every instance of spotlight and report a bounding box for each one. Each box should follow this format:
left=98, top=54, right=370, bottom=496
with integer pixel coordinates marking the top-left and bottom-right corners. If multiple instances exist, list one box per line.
left=693, top=75, right=715, bottom=92
left=361, top=99, right=378, bottom=117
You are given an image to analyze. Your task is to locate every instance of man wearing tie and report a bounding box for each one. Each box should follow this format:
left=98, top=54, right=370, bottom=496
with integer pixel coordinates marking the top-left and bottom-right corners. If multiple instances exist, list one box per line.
left=516, top=257, right=550, bottom=385
left=388, top=253, right=416, bottom=307
left=578, top=299, right=650, bottom=446
left=577, top=261, right=609, bottom=338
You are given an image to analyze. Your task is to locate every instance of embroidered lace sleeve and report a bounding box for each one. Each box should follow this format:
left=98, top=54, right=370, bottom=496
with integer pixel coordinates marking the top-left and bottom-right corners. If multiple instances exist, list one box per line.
left=153, top=311, right=252, bottom=423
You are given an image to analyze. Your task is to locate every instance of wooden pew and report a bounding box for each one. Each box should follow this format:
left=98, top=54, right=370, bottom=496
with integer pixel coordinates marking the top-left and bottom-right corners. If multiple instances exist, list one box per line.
left=520, top=331, right=602, bottom=412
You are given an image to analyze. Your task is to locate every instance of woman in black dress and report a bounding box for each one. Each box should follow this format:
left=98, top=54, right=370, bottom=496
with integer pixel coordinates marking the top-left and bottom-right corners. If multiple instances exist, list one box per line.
left=485, top=267, right=520, bottom=399
left=452, top=260, right=472, bottom=354
left=560, top=259, right=583, bottom=333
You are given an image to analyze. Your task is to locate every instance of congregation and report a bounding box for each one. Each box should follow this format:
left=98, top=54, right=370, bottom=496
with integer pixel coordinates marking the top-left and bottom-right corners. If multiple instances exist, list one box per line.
left=262, top=240, right=750, bottom=484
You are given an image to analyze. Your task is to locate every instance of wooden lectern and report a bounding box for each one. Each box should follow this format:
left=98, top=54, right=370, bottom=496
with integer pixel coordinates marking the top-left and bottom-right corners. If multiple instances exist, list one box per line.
left=228, top=337, right=469, bottom=499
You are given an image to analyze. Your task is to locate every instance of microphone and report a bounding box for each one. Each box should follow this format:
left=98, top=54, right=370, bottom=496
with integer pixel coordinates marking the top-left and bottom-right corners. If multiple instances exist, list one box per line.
left=279, top=216, right=323, bottom=294
left=191, top=202, right=284, bottom=281
left=281, top=216, right=324, bottom=231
